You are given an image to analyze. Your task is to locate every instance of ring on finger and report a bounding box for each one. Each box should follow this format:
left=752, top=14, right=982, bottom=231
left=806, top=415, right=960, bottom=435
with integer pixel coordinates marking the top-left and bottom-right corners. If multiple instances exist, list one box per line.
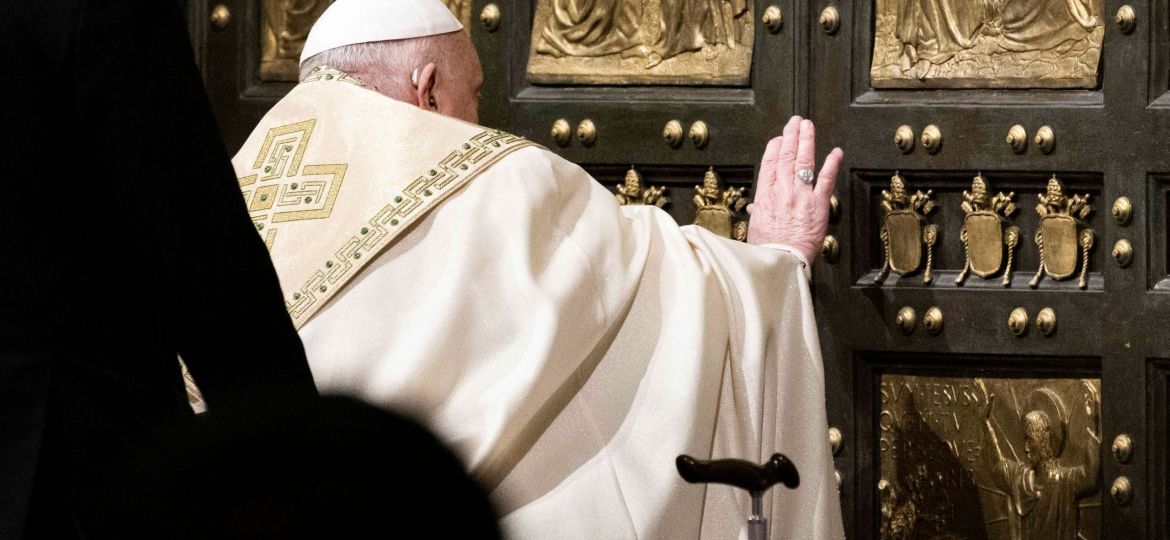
left=796, top=167, right=816, bottom=185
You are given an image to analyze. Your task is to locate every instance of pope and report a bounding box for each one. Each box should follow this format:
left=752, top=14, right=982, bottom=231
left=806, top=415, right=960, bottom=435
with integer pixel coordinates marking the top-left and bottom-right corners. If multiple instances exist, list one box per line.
left=221, top=0, right=846, bottom=537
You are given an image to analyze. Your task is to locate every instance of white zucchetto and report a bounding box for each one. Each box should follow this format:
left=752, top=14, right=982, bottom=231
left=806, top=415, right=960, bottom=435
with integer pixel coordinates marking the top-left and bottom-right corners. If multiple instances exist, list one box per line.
left=300, top=0, right=464, bottom=65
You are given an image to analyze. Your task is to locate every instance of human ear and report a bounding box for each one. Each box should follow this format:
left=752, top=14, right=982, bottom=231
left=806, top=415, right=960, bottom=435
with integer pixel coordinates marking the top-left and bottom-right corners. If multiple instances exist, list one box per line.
left=415, top=63, right=438, bottom=111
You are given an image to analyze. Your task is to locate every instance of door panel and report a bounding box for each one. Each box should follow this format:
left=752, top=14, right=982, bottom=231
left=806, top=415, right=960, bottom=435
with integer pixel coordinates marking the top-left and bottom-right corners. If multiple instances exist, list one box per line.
left=870, top=362, right=1103, bottom=539
left=812, top=0, right=1152, bottom=536
left=188, top=0, right=1160, bottom=535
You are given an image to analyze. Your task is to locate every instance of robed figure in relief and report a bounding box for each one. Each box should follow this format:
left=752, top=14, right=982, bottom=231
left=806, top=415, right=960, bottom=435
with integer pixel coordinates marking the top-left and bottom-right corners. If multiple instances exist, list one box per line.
left=534, top=0, right=751, bottom=68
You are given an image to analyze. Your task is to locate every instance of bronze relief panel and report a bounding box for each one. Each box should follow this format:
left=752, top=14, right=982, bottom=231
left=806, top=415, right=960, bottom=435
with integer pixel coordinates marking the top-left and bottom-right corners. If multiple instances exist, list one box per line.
left=527, top=0, right=755, bottom=85
left=260, top=0, right=474, bottom=82
left=869, top=0, right=1105, bottom=88
left=260, top=0, right=332, bottom=82
left=854, top=171, right=1102, bottom=290
left=879, top=374, right=1102, bottom=539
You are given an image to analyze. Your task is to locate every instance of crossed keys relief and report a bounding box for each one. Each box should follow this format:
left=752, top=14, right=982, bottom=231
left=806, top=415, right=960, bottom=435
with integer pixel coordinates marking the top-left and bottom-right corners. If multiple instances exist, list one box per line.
left=875, top=172, right=937, bottom=284
left=956, top=174, right=1020, bottom=287
left=237, top=119, right=348, bottom=250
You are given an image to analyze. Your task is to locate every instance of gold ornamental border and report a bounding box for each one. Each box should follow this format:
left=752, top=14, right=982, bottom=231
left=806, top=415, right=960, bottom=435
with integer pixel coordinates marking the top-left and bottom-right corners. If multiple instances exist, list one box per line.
left=284, top=129, right=537, bottom=329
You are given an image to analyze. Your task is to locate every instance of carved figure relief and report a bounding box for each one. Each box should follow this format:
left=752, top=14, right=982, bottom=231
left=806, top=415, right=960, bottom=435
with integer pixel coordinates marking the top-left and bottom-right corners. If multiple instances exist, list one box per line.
left=870, top=0, right=1104, bottom=88
left=693, top=167, right=748, bottom=241
left=261, top=0, right=333, bottom=82
left=442, top=0, right=473, bottom=29
left=875, top=172, right=937, bottom=284
left=261, top=0, right=472, bottom=82
left=956, top=174, right=1019, bottom=286
left=1029, top=176, right=1094, bottom=289
left=616, top=166, right=668, bottom=207
left=527, top=0, right=755, bottom=85
left=879, top=375, right=1101, bottom=539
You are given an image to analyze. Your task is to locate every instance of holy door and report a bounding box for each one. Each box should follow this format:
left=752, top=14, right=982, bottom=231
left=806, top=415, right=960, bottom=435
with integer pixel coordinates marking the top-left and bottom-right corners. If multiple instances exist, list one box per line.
left=189, top=0, right=1165, bottom=537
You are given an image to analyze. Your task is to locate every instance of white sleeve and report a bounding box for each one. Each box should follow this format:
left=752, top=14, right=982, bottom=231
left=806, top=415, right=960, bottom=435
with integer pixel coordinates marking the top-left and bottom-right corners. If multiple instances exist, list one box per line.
left=756, top=243, right=813, bottom=281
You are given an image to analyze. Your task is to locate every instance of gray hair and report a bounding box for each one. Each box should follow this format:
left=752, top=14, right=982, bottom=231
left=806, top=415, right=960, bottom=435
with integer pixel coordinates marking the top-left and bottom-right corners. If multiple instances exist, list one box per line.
left=299, top=33, right=467, bottom=100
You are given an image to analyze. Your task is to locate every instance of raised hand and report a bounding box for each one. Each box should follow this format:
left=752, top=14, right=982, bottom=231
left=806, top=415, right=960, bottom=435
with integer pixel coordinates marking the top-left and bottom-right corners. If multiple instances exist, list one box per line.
left=747, top=116, right=844, bottom=262
left=975, top=378, right=995, bottom=420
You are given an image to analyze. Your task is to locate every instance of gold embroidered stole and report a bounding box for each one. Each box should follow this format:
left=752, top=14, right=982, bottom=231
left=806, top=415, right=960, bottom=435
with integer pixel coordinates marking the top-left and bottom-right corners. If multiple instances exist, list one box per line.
left=232, top=69, right=535, bottom=329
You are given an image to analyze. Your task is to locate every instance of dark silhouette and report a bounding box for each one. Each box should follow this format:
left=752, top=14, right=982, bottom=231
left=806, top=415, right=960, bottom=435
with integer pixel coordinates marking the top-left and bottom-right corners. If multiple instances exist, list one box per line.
left=2, top=1, right=317, bottom=537
left=122, top=396, right=501, bottom=539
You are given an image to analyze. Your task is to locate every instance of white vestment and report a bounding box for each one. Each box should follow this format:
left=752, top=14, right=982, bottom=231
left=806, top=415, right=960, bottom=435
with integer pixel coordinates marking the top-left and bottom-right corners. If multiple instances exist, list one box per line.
left=231, top=70, right=844, bottom=539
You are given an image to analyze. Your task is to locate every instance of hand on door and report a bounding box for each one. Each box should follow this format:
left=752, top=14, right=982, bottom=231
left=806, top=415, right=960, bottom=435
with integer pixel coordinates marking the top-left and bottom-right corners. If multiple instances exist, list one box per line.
left=747, top=116, right=843, bottom=262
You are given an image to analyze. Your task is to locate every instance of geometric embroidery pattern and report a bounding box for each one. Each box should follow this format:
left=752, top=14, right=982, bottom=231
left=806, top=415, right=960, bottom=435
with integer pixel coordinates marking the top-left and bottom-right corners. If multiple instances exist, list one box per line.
left=300, top=66, right=368, bottom=87
left=238, top=119, right=347, bottom=250
left=283, top=127, right=536, bottom=328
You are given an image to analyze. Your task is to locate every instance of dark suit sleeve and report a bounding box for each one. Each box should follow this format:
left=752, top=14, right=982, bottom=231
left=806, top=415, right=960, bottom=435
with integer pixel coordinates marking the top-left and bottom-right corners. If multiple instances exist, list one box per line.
left=70, top=0, right=317, bottom=406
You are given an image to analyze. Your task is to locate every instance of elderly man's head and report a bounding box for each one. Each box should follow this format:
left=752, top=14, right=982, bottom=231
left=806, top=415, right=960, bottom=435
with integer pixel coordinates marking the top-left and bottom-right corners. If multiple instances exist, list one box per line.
left=301, top=30, right=483, bottom=123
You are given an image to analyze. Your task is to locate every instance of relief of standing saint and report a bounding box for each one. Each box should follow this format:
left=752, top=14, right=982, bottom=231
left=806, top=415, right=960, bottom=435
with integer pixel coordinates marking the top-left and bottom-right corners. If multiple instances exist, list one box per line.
left=976, top=380, right=1100, bottom=540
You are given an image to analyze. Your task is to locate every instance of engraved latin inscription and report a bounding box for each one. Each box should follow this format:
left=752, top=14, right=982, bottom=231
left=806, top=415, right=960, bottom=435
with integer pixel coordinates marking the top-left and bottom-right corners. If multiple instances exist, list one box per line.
left=879, top=375, right=1101, bottom=539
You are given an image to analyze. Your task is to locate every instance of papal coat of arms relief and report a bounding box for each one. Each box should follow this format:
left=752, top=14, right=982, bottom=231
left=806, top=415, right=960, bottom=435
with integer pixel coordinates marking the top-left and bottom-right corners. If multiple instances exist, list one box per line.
left=615, top=166, right=668, bottom=208
left=875, top=172, right=937, bottom=284
left=955, top=174, right=1019, bottom=287
left=693, top=167, right=748, bottom=241
left=1030, top=176, right=1095, bottom=289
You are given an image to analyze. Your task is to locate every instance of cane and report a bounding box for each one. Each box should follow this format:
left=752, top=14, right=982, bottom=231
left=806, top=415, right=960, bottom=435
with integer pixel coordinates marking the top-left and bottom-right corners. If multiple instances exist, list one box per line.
left=676, top=453, right=799, bottom=540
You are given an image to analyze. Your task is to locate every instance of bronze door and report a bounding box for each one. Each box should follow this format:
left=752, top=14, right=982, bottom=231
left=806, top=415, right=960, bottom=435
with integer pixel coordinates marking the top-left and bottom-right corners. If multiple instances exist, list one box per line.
left=481, top=0, right=795, bottom=232
left=189, top=0, right=1167, bottom=537
left=810, top=0, right=1164, bottom=537
left=191, top=0, right=795, bottom=228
